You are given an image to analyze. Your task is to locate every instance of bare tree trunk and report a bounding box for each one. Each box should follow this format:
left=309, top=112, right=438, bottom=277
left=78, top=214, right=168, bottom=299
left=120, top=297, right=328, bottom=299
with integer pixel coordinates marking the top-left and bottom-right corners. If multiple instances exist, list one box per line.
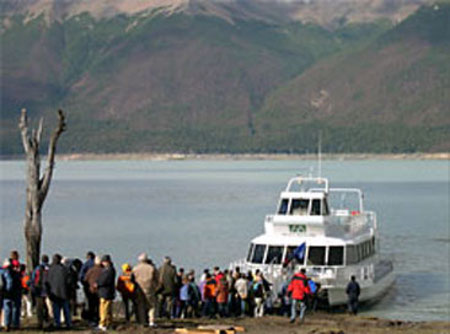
left=19, top=109, right=66, bottom=272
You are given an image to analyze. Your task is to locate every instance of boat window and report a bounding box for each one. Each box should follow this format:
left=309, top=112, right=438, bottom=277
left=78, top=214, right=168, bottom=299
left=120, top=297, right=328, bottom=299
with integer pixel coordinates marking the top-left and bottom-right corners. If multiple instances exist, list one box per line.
left=323, top=198, right=330, bottom=215
left=284, top=246, right=305, bottom=265
left=247, top=244, right=254, bottom=262
left=311, top=199, right=321, bottom=216
left=278, top=199, right=289, bottom=215
left=290, top=199, right=309, bottom=215
left=265, top=246, right=283, bottom=264
left=307, top=246, right=325, bottom=265
left=251, top=244, right=266, bottom=264
left=357, top=244, right=363, bottom=262
left=328, top=246, right=344, bottom=266
left=346, top=245, right=358, bottom=265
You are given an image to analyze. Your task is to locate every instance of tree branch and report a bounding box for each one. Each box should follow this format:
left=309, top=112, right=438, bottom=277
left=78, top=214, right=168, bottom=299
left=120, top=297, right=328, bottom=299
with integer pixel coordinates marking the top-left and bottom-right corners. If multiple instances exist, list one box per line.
left=40, top=110, right=66, bottom=201
left=19, top=108, right=31, bottom=154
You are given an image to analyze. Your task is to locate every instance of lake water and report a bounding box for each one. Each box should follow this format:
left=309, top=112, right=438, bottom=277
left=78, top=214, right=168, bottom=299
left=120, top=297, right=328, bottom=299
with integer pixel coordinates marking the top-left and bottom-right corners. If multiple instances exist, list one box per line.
left=0, top=159, right=448, bottom=321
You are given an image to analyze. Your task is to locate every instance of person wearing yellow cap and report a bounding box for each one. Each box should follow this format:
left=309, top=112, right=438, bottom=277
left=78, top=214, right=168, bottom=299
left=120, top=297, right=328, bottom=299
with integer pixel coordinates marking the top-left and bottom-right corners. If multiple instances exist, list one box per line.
left=116, top=263, right=136, bottom=322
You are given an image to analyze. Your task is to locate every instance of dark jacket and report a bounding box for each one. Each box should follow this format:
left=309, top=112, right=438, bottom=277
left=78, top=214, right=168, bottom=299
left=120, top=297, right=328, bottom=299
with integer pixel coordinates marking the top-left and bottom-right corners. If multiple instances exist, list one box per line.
left=97, top=265, right=116, bottom=300
left=346, top=280, right=361, bottom=300
left=1, top=267, right=22, bottom=299
left=158, top=263, right=177, bottom=296
left=46, top=263, right=70, bottom=301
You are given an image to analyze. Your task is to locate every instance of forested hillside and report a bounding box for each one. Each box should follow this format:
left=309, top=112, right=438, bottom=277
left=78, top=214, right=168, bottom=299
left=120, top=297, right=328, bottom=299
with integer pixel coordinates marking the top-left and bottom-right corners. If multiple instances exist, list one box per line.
left=1, top=0, right=448, bottom=154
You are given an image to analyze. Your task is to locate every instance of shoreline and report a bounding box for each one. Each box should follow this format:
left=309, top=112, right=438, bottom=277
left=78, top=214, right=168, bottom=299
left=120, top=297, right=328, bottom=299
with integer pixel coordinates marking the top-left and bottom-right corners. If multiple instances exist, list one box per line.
left=15, top=313, right=450, bottom=333
left=1, top=152, right=448, bottom=161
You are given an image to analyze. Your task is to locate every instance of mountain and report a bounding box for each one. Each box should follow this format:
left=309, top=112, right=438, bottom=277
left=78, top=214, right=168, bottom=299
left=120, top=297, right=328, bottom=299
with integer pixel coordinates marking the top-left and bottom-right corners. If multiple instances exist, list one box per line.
left=255, top=2, right=450, bottom=153
left=0, top=0, right=432, bottom=25
left=1, top=0, right=448, bottom=154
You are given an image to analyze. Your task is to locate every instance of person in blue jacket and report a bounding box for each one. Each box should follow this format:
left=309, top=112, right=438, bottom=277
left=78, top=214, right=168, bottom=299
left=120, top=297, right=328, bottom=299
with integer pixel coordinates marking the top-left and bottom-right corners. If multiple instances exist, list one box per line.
left=1, top=259, right=22, bottom=331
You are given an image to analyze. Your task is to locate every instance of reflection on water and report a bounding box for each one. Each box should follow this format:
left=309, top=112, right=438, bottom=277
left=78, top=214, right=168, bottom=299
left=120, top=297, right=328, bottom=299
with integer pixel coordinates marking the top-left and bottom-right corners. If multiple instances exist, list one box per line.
left=0, top=159, right=448, bottom=321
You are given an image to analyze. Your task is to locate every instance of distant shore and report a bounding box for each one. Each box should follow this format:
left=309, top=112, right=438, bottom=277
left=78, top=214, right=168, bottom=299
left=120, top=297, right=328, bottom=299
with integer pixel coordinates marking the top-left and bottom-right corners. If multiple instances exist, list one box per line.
left=1, top=152, right=449, bottom=161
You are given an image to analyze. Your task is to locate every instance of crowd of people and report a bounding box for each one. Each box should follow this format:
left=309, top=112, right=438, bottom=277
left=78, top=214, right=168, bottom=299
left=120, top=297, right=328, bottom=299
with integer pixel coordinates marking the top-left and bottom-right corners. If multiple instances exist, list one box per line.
left=0, top=250, right=360, bottom=331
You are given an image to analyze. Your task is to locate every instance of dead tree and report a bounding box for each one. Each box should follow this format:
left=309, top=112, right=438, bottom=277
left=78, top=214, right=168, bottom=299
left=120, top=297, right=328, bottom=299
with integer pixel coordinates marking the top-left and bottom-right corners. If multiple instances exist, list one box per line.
left=19, top=108, right=66, bottom=272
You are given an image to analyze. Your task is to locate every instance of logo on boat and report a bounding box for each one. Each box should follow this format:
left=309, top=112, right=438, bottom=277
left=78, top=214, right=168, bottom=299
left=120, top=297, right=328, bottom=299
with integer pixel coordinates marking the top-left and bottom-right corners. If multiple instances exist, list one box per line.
left=289, top=224, right=306, bottom=233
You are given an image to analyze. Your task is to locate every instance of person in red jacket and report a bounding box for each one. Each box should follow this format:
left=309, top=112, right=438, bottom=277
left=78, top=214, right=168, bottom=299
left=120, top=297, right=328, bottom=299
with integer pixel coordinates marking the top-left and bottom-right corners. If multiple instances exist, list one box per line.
left=287, top=268, right=310, bottom=324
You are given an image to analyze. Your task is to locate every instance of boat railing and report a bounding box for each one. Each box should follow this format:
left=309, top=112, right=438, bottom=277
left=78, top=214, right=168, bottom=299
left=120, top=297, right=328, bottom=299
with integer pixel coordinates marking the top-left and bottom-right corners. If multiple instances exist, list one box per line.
left=325, top=211, right=377, bottom=237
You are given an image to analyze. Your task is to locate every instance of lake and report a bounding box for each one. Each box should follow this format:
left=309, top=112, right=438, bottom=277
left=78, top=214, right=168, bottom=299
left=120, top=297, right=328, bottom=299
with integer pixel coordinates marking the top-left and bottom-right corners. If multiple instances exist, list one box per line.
left=0, top=159, right=448, bottom=321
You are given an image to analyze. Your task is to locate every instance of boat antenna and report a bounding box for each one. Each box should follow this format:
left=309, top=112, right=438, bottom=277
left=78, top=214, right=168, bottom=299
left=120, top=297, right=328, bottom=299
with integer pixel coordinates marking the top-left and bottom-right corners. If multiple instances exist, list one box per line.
left=318, top=131, right=322, bottom=179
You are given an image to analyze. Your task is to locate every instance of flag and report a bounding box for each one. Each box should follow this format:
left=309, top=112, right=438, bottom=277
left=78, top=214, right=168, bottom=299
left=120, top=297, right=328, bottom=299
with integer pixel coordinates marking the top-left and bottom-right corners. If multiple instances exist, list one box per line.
left=293, top=242, right=306, bottom=260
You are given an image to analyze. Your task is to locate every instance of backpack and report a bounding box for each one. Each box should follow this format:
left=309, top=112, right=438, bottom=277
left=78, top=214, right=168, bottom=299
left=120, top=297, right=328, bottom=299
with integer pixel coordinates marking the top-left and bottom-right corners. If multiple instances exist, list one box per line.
left=32, top=265, right=48, bottom=295
left=253, top=281, right=264, bottom=298
left=308, top=280, right=317, bottom=294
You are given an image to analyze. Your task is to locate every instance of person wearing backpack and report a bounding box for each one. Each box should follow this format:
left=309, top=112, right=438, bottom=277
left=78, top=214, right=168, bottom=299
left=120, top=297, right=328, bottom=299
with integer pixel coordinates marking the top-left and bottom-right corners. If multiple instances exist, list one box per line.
left=252, top=275, right=265, bottom=318
left=116, top=263, right=136, bottom=322
left=1, top=259, right=22, bottom=331
left=287, top=268, right=311, bottom=324
left=31, top=255, right=50, bottom=329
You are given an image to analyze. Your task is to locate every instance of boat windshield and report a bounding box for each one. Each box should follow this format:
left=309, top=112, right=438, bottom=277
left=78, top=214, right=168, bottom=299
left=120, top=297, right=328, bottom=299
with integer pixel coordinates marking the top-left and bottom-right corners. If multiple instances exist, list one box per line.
left=265, top=246, right=283, bottom=264
left=285, top=246, right=305, bottom=265
left=251, top=244, right=266, bottom=264
left=290, top=199, right=309, bottom=215
left=278, top=199, right=289, bottom=214
left=307, top=246, right=325, bottom=265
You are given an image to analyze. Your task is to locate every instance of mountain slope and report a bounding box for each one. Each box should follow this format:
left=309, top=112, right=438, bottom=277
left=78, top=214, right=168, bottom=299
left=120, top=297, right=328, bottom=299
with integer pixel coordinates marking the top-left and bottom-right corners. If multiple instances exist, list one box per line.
left=254, top=2, right=450, bottom=153
left=1, top=7, right=390, bottom=154
left=0, top=1, right=448, bottom=154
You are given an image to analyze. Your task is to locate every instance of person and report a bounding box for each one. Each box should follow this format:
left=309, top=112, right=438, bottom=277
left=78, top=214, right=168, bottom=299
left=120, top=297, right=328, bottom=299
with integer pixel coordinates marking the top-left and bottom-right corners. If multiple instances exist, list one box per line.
left=287, top=268, right=310, bottom=324
left=116, top=263, right=136, bottom=322
left=202, top=273, right=216, bottom=318
left=20, top=264, right=32, bottom=319
left=174, top=267, right=185, bottom=319
left=215, top=276, right=229, bottom=318
left=79, top=252, right=95, bottom=284
left=308, top=280, right=320, bottom=312
left=31, top=255, right=50, bottom=329
left=187, top=274, right=201, bottom=318
left=177, top=277, right=190, bottom=319
left=79, top=252, right=95, bottom=320
left=45, top=254, right=72, bottom=329
left=252, top=274, right=265, bottom=318
left=64, top=258, right=82, bottom=317
left=84, top=256, right=103, bottom=325
left=158, top=257, right=177, bottom=319
left=1, top=259, right=22, bottom=330
left=213, top=267, right=224, bottom=284
left=228, top=269, right=240, bottom=316
left=9, top=251, right=20, bottom=272
left=346, top=275, right=360, bottom=315
left=234, top=273, right=248, bottom=317
left=96, top=255, right=116, bottom=331
left=133, top=253, right=159, bottom=327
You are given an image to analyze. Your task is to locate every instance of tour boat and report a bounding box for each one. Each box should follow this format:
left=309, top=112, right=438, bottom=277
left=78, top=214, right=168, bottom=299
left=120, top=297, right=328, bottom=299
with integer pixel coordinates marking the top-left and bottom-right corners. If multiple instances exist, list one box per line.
left=230, top=176, right=395, bottom=307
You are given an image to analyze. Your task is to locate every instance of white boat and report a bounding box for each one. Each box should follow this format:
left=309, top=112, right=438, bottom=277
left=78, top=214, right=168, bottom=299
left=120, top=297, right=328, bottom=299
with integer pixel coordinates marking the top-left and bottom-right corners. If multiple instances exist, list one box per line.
left=230, top=176, right=395, bottom=307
